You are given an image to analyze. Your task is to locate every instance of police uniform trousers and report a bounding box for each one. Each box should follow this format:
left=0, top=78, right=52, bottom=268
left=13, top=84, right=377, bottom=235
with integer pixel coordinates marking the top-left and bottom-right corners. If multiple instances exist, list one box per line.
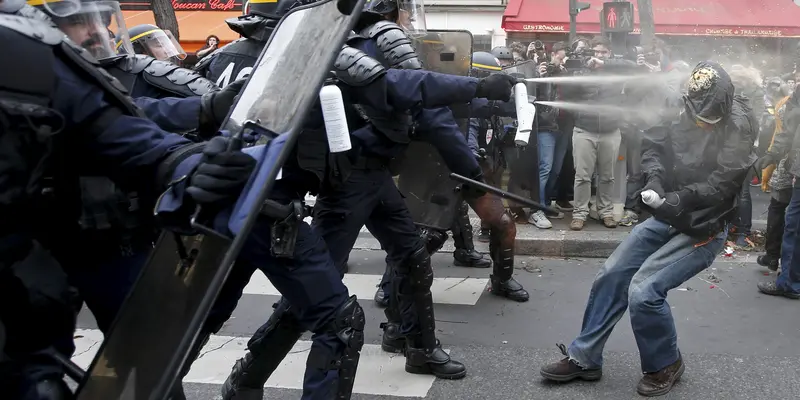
left=205, top=181, right=364, bottom=400
left=312, top=159, right=429, bottom=333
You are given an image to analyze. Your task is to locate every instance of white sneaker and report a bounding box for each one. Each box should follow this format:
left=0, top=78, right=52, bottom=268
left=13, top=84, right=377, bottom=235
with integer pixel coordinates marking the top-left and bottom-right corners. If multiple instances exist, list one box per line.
left=528, top=210, right=553, bottom=229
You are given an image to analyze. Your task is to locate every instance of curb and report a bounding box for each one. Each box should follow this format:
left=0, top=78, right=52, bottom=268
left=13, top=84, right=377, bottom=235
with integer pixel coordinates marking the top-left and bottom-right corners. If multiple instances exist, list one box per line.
left=353, top=220, right=768, bottom=259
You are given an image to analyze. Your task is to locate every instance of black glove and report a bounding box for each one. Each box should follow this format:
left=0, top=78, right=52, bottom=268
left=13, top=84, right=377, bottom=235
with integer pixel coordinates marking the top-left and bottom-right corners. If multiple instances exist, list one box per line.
left=475, top=148, right=487, bottom=161
left=199, top=79, right=246, bottom=137
left=755, top=153, right=778, bottom=173
left=186, top=136, right=256, bottom=205
left=460, top=170, right=487, bottom=200
left=642, top=178, right=665, bottom=198
left=475, top=74, right=518, bottom=101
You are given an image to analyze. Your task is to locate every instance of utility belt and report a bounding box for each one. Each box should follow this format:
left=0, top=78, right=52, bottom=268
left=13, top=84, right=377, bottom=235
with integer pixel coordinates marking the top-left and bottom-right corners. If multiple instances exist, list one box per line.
left=260, top=199, right=312, bottom=259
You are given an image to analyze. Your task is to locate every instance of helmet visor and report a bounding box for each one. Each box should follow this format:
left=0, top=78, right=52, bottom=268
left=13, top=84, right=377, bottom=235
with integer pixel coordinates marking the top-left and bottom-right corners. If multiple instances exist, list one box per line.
left=396, top=0, right=425, bottom=37
left=29, top=0, right=81, bottom=18
left=52, top=1, right=132, bottom=60
left=130, top=29, right=187, bottom=61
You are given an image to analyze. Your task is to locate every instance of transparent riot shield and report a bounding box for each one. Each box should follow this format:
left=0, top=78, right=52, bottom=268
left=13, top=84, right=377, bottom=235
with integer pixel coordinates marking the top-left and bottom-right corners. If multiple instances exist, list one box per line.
left=396, top=30, right=473, bottom=230
left=74, top=0, right=365, bottom=398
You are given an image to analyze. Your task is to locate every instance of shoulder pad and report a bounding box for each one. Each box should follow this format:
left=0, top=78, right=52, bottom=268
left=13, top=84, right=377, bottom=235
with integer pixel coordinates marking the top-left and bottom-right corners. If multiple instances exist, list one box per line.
left=360, top=21, right=422, bottom=70
left=361, top=20, right=402, bottom=38
left=333, top=46, right=386, bottom=87
left=116, top=54, right=155, bottom=74
left=0, top=14, right=63, bottom=45
left=143, top=60, right=219, bottom=97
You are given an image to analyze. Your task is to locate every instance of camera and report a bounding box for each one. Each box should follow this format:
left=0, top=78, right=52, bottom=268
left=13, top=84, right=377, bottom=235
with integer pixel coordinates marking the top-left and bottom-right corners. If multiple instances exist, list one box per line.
left=629, top=46, right=660, bottom=64
left=564, top=48, right=593, bottom=72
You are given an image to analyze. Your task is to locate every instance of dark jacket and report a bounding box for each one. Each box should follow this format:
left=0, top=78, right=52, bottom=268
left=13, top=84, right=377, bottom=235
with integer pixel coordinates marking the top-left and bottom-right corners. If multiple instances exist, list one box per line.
left=535, top=63, right=564, bottom=133
left=769, top=88, right=800, bottom=177
left=561, top=58, right=639, bottom=133
left=641, top=85, right=758, bottom=238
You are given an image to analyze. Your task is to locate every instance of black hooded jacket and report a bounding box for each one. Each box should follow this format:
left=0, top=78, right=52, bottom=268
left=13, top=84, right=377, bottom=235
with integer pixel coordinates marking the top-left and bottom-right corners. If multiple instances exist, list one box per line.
left=641, top=62, right=758, bottom=238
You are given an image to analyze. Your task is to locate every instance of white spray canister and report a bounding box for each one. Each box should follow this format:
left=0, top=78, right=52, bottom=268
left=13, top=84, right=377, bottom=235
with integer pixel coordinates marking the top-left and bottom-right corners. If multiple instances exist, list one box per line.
left=513, top=82, right=533, bottom=145
left=641, top=189, right=665, bottom=208
left=319, top=84, right=352, bottom=153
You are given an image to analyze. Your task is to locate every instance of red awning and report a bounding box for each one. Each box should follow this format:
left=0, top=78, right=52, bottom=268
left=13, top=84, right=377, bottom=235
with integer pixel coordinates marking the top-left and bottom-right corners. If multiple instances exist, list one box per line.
left=502, top=0, right=800, bottom=38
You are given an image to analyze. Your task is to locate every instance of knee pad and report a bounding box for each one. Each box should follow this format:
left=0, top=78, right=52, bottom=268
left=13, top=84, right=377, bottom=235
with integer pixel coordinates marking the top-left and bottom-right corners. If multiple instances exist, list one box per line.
left=419, top=227, right=448, bottom=255
left=498, top=211, right=516, bottom=235
left=308, top=296, right=365, bottom=368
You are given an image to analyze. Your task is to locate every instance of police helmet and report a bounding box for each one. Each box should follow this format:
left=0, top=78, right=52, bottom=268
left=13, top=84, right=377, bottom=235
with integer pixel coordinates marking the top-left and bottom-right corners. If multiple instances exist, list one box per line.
left=0, top=0, right=27, bottom=13
left=471, top=51, right=501, bottom=78
left=125, top=23, right=187, bottom=63
left=362, top=0, right=426, bottom=37
left=491, top=46, right=513, bottom=61
left=29, top=0, right=134, bottom=61
left=243, top=0, right=313, bottom=19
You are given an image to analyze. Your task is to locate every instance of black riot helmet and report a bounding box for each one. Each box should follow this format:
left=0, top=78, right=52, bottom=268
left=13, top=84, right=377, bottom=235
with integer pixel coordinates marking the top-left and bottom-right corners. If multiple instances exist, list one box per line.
left=243, top=0, right=312, bottom=19
left=361, top=0, right=426, bottom=37
left=30, top=0, right=134, bottom=61
left=233, top=0, right=316, bottom=41
left=124, top=23, right=186, bottom=63
left=491, top=46, right=513, bottom=66
left=471, top=51, right=501, bottom=78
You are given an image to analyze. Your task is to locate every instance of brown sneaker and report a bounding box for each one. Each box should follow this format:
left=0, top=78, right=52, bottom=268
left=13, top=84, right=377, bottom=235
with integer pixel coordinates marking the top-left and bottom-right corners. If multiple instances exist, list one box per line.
left=540, top=344, right=602, bottom=382
left=570, top=219, right=585, bottom=231
left=602, top=217, right=617, bottom=228
left=636, top=357, right=685, bottom=397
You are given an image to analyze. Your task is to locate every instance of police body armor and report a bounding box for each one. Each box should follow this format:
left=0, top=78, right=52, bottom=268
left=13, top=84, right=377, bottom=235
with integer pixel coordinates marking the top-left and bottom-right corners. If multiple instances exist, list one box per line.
left=205, top=38, right=263, bottom=88
left=106, top=54, right=217, bottom=99
left=347, top=21, right=421, bottom=144
left=0, top=15, right=145, bottom=397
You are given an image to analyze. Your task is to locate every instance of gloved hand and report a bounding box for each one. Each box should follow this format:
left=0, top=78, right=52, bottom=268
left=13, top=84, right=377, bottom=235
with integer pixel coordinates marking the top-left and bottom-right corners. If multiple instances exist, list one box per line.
left=475, top=74, right=518, bottom=101
left=475, top=148, right=487, bottom=161
left=187, top=136, right=256, bottom=205
left=642, top=178, right=666, bottom=198
left=755, top=153, right=778, bottom=173
left=199, top=79, right=246, bottom=137
left=460, top=170, right=487, bottom=200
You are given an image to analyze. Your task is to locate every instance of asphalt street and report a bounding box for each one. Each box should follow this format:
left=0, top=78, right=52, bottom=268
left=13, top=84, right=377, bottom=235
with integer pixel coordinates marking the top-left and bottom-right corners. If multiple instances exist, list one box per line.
left=73, top=246, right=800, bottom=400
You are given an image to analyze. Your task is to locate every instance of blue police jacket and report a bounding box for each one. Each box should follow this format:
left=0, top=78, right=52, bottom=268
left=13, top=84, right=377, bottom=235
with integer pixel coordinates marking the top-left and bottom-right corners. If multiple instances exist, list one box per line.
left=134, top=96, right=202, bottom=133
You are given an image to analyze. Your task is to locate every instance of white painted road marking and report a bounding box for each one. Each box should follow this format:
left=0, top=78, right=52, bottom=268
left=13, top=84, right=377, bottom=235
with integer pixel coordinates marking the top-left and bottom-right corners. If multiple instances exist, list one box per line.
left=72, top=329, right=437, bottom=398
left=243, top=273, right=489, bottom=306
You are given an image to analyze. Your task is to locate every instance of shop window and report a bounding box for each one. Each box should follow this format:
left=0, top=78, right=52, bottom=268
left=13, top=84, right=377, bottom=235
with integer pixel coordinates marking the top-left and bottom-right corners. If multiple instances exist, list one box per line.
left=473, top=35, right=492, bottom=52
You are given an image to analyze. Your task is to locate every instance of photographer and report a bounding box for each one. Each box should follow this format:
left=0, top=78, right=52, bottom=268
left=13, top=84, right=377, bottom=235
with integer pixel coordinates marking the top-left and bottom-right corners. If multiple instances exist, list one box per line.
left=561, top=36, right=640, bottom=231
left=529, top=42, right=568, bottom=228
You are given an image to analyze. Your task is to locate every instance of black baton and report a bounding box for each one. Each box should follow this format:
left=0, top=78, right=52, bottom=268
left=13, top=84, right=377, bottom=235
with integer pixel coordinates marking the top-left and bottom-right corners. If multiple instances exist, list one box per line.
left=450, top=173, right=560, bottom=214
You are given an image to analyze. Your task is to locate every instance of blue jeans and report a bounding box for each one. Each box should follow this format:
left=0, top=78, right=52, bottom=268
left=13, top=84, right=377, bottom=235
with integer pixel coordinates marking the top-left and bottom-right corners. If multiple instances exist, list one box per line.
left=777, top=182, right=800, bottom=293
left=567, top=217, right=726, bottom=372
left=545, top=131, right=569, bottom=200
left=537, top=131, right=557, bottom=204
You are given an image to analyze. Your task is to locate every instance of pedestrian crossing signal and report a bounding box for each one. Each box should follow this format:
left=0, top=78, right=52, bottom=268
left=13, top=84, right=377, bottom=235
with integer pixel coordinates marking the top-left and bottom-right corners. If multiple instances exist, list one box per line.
left=602, top=1, right=634, bottom=33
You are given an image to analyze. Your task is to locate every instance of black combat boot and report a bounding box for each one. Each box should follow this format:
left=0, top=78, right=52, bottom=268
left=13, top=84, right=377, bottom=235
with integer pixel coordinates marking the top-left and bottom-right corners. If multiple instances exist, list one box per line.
left=404, top=335, right=467, bottom=380
left=221, top=300, right=304, bottom=400
left=451, top=201, right=491, bottom=268
left=489, top=246, right=529, bottom=302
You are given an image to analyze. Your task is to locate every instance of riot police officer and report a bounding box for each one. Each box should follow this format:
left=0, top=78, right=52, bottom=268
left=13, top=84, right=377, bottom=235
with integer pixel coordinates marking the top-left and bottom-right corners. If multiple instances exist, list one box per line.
left=126, top=23, right=187, bottom=64
left=0, top=6, right=252, bottom=398
left=492, top=45, right=514, bottom=67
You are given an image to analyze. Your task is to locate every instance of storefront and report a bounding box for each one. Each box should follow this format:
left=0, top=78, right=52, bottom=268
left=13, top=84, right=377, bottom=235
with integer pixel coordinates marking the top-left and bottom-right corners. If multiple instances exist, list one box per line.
left=120, top=0, right=243, bottom=53
left=501, top=0, right=800, bottom=71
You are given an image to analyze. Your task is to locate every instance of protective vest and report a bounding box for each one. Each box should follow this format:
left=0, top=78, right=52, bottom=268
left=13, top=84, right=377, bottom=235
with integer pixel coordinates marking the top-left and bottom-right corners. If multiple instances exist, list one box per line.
left=204, top=38, right=263, bottom=88
left=348, top=21, right=422, bottom=144
left=106, top=54, right=218, bottom=99
left=0, top=15, right=152, bottom=241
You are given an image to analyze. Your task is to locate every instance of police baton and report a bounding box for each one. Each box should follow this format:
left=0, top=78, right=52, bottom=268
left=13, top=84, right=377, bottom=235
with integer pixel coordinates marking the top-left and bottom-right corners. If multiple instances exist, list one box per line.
left=450, top=173, right=560, bottom=215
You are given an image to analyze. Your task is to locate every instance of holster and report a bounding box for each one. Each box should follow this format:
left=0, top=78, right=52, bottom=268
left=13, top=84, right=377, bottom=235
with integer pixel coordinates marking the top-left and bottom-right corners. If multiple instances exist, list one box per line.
left=260, top=199, right=310, bottom=259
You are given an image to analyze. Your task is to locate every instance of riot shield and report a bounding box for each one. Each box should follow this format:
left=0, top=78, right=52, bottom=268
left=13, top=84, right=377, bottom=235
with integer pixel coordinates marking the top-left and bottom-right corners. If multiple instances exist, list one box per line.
left=75, top=1, right=365, bottom=399
left=396, top=30, right=473, bottom=230
left=500, top=61, right=539, bottom=209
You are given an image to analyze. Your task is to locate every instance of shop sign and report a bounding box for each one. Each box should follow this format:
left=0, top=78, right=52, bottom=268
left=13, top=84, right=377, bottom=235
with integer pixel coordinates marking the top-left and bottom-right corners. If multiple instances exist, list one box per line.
left=120, top=0, right=244, bottom=11
left=520, top=24, right=566, bottom=32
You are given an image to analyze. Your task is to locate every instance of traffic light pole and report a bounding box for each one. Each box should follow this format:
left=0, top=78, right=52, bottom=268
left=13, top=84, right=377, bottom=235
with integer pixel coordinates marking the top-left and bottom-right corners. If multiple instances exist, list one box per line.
left=568, top=0, right=591, bottom=44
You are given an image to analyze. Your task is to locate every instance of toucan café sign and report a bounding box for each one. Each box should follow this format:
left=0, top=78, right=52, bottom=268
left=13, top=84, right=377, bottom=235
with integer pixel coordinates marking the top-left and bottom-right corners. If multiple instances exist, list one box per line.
left=119, top=0, right=245, bottom=11
left=516, top=23, right=787, bottom=37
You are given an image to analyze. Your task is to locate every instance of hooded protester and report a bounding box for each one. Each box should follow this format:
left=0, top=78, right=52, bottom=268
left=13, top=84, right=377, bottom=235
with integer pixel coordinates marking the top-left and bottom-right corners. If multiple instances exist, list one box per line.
left=755, top=83, right=800, bottom=299
left=539, top=61, right=757, bottom=397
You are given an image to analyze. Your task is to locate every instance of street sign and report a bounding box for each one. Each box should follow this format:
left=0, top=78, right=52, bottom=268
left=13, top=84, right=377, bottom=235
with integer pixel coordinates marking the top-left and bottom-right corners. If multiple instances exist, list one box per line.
left=602, top=1, right=634, bottom=33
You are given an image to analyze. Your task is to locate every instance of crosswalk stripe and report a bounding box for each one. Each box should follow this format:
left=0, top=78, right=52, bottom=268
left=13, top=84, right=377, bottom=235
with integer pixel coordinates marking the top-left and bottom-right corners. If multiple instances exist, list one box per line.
left=71, top=329, right=438, bottom=398
left=243, top=272, right=489, bottom=306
